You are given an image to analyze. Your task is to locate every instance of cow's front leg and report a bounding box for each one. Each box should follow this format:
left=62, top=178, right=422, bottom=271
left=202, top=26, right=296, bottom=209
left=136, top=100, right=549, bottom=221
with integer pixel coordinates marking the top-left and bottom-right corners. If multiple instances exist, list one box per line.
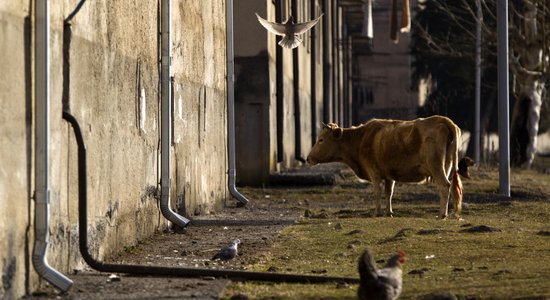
left=384, top=179, right=395, bottom=217
left=372, top=181, right=383, bottom=216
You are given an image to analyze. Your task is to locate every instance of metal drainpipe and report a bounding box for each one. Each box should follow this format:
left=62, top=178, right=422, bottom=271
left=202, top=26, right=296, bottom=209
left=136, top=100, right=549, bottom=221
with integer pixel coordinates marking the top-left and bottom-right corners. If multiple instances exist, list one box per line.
left=291, top=0, right=305, bottom=163
left=310, top=0, right=317, bottom=146
left=331, top=0, right=337, bottom=123
left=276, top=0, right=284, bottom=162
left=226, top=0, right=248, bottom=204
left=63, top=112, right=358, bottom=284
left=160, top=0, right=190, bottom=227
left=33, top=0, right=73, bottom=291
left=342, top=10, right=349, bottom=127
left=333, top=0, right=340, bottom=124
left=322, top=0, right=331, bottom=123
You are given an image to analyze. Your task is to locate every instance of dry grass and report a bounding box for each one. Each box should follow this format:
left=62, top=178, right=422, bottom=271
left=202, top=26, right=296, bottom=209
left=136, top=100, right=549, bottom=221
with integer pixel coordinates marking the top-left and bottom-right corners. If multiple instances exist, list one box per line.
left=224, top=167, right=550, bottom=299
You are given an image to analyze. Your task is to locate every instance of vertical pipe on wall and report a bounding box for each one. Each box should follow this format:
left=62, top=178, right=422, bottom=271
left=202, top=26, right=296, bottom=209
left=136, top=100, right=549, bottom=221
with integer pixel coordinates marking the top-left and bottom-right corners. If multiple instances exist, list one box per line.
left=497, top=0, right=510, bottom=196
left=275, top=0, right=285, bottom=162
left=33, top=0, right=73, bottom=291
left=310, top=0, right=318, bottom=145
left=342, top=9, right=349, bottom=127
left=322, top=0, right=330, bottom=123
left=335, top=3, right=342, bottom=125
left=226, top=0, right=248, bottom=204
left=331, top=0, right=338, bottom=123
left=292, top=0, right=305, bottom=163
left=276, top=0, right=284, bottom=162
left=160, top=0, right=190, bottom=226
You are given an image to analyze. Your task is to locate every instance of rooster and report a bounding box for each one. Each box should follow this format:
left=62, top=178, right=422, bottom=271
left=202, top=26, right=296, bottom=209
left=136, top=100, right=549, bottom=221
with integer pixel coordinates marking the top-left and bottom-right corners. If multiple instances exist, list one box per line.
left=358, top=249, right=405, bottom=300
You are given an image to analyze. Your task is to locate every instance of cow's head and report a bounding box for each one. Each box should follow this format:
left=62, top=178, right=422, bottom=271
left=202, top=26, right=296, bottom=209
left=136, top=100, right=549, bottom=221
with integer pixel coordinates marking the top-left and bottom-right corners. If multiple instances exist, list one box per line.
left=306, top=122, right=344, bottom=165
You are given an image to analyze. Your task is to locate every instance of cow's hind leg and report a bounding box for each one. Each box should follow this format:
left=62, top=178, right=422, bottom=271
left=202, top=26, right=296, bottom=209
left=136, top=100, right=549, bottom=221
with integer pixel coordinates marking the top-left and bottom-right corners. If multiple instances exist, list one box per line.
left=431, top=170, right=451, bottom=219
left=437, top=184, right=450, bottom=219
left=372, top=181, right=383, bottom=216
left=384, top=179, right=395, bottom=217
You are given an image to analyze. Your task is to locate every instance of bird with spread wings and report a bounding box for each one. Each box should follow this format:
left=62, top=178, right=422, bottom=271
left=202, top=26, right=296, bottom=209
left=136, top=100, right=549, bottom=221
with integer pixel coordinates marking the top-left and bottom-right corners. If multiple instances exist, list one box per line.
left=256, top=13, right=324, bottom=49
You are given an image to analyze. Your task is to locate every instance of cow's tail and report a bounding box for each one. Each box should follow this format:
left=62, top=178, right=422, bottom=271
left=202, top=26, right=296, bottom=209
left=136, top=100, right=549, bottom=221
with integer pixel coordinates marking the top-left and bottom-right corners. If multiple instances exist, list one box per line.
left=448, top=121, right=463, bottom=219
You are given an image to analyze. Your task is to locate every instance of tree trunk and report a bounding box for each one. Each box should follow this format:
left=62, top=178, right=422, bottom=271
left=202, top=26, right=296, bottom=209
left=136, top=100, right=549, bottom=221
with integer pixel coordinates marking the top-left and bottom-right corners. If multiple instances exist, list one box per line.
left=511, top=75, right=543, bottom=167
left=510, top=0, right=544, bottom=168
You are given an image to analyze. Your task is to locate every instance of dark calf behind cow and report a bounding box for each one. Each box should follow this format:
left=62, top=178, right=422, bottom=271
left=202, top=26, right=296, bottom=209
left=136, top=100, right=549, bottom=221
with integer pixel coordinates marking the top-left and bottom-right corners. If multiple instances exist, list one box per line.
left=306, top=115, right=472, bottom=219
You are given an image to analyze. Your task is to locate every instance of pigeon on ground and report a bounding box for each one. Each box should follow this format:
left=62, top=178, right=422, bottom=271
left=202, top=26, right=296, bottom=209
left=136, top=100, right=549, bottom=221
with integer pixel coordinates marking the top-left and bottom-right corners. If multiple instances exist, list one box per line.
left=211, top=239, right=241, bottom=261
left=358, top=249, right=405, bottom=300
left=255, top=13, right=324, bottom=49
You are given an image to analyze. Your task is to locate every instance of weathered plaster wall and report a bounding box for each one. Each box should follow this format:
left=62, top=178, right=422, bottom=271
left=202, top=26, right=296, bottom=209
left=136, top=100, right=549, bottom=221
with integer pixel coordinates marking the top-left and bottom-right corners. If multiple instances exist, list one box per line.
left=171, top=0, right=228, bottom=214
left=59, top=0, right=164, bottom=267
left=0, top=1, right=228, bottom=298
left=0, top=2, right=33, bottom=298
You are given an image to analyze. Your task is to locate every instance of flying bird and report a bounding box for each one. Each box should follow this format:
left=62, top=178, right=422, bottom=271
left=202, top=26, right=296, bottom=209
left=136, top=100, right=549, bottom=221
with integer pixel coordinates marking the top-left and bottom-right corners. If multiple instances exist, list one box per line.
left=255, top=13, right=324, bottom=49
left=211, top=239, right=241, bottom=261
left=358, top=249, right=405, bottom=300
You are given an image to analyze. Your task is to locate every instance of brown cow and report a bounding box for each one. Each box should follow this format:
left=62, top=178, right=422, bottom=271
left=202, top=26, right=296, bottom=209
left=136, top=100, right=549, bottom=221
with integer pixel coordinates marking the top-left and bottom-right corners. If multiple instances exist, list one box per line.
left=306, top=115, right=471, bottom=219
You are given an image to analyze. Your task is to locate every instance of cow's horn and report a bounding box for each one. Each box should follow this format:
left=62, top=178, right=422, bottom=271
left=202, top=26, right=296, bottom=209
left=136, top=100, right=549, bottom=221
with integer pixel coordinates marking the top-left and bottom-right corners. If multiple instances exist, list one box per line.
left=322, top=122, right=331, bottom=129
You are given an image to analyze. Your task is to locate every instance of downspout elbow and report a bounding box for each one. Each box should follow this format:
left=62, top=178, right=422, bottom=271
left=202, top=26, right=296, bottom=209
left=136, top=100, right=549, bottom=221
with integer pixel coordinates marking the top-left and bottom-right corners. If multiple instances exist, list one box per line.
left=32, top=239, right=73, bottom=292
left=32, top=190, right=73, bottom=291
left=159, top=189, right=190, bottom=227
left=228, top=169, right=248, bottom=205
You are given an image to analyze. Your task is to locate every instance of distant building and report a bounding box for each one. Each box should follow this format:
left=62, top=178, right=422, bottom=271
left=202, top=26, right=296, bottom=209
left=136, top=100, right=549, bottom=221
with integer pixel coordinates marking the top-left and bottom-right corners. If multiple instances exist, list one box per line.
left=352, top=0, right=420, bottom=123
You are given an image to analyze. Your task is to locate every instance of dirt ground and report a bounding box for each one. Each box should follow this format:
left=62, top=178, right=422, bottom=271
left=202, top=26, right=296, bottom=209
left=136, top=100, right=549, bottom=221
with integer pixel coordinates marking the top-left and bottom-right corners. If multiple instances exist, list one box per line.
left=25, top=200, right=305, bottom=300
left=25, top=164, right=346, bottom=300
left=24, top=163, right=550, bottom=299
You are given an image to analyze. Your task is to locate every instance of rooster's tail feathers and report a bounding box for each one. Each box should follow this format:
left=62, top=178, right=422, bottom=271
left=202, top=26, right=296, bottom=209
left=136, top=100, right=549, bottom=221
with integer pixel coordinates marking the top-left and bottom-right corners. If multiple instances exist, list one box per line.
left=358, top=249, right=379, bottom=282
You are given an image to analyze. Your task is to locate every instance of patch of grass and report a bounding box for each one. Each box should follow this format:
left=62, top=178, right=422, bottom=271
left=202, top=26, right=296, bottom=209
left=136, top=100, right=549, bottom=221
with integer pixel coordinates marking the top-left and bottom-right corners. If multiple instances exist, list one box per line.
left=226, top=168, right=550, bottom=299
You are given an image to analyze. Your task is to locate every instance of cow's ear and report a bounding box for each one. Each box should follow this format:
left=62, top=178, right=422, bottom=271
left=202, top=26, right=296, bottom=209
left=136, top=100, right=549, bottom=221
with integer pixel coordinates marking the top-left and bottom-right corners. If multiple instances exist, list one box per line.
left=332, top=127, right=343, bottom=139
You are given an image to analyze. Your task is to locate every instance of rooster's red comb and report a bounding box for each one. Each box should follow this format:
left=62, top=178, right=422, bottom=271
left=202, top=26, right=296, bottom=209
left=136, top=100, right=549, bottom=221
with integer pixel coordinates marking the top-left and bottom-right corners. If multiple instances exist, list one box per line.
left=398, top=251, right=406, bottom=257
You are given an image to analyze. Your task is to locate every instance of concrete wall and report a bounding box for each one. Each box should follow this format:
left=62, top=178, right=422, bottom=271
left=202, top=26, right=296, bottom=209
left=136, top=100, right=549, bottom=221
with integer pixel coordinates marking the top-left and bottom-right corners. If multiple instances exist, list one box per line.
left=171, top=0, right=228, bottom=215
left=0, top=2, right=33, bottom=298
left=0, top=1, right=228, bottom=298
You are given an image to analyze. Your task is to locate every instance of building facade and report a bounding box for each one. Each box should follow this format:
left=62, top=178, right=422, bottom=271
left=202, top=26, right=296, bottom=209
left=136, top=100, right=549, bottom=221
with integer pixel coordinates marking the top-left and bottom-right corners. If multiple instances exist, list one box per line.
left=0, top=1, right=228, bottom=298
left=234, top=0, right=366, bottom=185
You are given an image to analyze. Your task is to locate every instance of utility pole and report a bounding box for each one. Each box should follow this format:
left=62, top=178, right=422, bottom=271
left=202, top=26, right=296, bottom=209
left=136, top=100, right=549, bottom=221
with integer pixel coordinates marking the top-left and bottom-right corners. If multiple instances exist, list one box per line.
left=474, top=0, right=482, bottom=165
left=497, top=0, right=510, bottom=197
